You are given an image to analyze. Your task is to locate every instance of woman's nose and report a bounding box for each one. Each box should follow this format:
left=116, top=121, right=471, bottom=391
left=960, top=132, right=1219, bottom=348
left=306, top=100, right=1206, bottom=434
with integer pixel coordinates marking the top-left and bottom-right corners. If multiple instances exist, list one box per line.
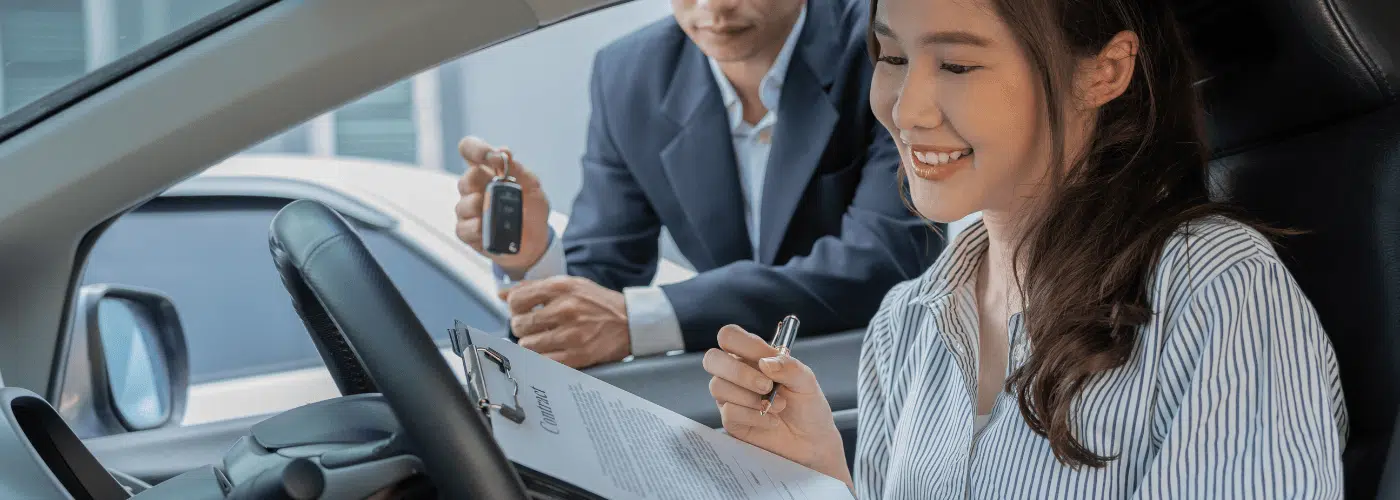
left=891, top=74, right=943, bottom=134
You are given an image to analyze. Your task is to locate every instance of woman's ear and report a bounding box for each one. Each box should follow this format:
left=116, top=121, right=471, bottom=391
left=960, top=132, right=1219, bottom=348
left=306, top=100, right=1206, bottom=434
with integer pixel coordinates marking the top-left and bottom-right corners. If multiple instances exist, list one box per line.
left=1074, top=31, right=1139, bottom=110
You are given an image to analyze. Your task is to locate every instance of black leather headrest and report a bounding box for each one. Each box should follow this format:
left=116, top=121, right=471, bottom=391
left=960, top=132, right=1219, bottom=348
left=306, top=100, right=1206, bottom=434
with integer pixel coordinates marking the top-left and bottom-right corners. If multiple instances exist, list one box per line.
left=1176, top=0, right=1399, bottom=155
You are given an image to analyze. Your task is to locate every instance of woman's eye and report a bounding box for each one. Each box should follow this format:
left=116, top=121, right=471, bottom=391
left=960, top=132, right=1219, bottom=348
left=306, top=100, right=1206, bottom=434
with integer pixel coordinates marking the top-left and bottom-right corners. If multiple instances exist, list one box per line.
left=940, top=63, right=978, bottom=74
left=877, top=55, right=908, bottom=66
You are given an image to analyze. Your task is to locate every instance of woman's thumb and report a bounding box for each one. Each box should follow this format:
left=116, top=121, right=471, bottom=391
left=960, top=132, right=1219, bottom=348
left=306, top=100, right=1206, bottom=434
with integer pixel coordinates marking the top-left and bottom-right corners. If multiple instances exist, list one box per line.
left=758, top=354, right=819, bottom=394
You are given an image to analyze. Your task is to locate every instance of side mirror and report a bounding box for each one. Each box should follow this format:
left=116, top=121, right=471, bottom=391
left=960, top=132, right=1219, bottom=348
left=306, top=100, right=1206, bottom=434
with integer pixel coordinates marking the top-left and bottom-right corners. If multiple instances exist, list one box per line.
left=56, top=284, right=189, bottom=436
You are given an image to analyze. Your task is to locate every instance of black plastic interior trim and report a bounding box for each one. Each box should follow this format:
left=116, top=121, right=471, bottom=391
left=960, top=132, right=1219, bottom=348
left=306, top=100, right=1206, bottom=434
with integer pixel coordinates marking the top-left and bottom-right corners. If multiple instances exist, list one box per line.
left=12, top=396, right=129, bottom=500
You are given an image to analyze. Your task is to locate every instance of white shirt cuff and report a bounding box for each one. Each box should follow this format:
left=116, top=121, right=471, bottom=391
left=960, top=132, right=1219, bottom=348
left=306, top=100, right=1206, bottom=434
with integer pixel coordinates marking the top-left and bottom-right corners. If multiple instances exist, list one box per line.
left=623, top=286, right=686, bottom=357
left=493, top=227, right=567, bottom=291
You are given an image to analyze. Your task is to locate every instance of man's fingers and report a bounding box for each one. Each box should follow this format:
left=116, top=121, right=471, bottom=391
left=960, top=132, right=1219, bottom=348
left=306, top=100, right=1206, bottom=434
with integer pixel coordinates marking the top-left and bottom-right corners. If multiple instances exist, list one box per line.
left=455, top=218, right=483, bottom=248
left=702, top=348, right=773, bottom=395
left=483, top=145, right=543, bottom=192
left=720, top=402, right=780, bottom=430
left=519, top=330, right=578, bottom=353
left=510, top=308, right=556, bottom=338
left=458, top=137, right=541, bottom=186
left=543, top=350, right=583, bottom=368
left=457, top=136, right=501, bottom=166
left=717, top=324, right=779, bottom=362
left=757, top=354, right=821, bottom=394
left=456, top=192, right=483, bottom=220
left=505, top=277, right=572, bottom=315
left=458, top=163, right=495, bottom=196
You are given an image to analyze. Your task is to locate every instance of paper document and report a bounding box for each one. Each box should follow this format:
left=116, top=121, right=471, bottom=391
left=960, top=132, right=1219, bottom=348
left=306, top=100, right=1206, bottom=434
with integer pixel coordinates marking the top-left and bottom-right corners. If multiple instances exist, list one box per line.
left=467, top=328, right=854, bottom=500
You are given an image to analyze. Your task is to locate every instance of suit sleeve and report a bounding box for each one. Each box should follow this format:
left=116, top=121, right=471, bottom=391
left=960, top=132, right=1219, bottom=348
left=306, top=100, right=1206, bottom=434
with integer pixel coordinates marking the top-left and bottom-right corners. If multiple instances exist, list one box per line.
left=660, top=120, right=941, bottom=351
left=559, top=50, right=665, bottom=291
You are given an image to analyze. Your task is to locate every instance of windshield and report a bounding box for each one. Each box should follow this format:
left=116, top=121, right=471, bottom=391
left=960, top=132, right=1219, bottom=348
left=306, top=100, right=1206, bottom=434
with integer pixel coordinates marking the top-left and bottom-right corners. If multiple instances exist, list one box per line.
left=0, top=0, right=241, bottom=117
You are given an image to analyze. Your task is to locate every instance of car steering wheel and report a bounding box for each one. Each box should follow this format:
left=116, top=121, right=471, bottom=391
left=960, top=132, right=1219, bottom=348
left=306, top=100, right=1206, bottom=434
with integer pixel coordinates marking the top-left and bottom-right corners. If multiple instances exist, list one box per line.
left=267, top=199, right=528, bottom=500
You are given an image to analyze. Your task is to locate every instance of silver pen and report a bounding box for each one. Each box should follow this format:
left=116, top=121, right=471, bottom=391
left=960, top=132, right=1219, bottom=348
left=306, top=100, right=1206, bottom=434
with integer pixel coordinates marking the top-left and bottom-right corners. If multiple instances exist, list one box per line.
left=760, top=315, right=801, bottom=415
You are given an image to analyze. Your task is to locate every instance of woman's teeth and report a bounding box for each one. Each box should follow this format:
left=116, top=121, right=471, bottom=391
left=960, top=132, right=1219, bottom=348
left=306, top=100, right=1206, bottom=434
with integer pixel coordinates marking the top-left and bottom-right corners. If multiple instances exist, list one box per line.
left=913, top=149, right=973, bottom=165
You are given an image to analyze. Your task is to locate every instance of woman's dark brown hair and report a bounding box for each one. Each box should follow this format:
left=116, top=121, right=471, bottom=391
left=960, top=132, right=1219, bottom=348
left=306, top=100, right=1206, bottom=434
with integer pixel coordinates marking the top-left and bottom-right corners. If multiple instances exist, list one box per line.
left=870, top=0, right=1245, bottom=468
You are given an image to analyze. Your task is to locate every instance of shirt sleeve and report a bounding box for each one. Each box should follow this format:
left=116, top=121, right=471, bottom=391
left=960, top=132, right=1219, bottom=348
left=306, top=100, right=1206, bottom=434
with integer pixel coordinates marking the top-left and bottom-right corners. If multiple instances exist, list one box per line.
left=494, top=227, right=686, bottom=357
left=621, top=286, right=686, bottom=357
left=854, top=285, right=906, bottom=500
left=1134, top=256, right=1349, bottom=499
left=491, top=227, right=568, bottom=287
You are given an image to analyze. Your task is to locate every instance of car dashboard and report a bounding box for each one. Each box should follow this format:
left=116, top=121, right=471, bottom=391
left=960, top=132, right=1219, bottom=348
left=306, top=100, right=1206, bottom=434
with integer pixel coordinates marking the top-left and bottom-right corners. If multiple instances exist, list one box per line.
left=0, top=387, right=437, bottom=499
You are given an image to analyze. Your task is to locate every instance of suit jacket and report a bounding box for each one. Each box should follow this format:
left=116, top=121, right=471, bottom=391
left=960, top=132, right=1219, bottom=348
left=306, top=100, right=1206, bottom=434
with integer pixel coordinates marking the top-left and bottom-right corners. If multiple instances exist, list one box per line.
left=563, top=0, right=944, bottom=350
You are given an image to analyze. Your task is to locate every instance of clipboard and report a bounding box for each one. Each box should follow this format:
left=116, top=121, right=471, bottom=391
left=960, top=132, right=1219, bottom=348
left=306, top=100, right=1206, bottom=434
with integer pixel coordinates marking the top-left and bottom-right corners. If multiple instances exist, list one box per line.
left=447, top=320, right=606, bottom=500
left=445, top=320, right=854, bottom=500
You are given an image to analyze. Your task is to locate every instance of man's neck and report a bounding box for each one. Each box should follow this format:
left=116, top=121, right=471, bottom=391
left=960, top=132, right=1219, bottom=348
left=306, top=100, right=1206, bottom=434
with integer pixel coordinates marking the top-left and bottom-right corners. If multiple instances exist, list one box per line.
left=718, top=59, right=776, bottom=124
left=716, top=57, right=776, bottom=98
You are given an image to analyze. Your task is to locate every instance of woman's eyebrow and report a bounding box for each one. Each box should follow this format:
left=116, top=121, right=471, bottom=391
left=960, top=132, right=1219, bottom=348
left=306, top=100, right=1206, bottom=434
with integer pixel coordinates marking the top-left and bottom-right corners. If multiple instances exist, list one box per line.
left=871, top=20, right=993, bottom=49
left=920, top=30, right=993, bottom=48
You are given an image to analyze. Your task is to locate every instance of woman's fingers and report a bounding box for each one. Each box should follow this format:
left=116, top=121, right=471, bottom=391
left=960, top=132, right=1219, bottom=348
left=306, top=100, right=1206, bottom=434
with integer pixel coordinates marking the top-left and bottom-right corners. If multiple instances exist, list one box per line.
left=710, top=376, right=788, bottom=412
left=717, top=324, right=779, bottom=362
left=703, top=348, right=773, bottom=394
left=757, top=354, right=821, bottom=394
left=708, top=324, right=803, bottom=433
left=710, top=377, right=764, bottom=409
left=720, top=402, right=780, bottom=430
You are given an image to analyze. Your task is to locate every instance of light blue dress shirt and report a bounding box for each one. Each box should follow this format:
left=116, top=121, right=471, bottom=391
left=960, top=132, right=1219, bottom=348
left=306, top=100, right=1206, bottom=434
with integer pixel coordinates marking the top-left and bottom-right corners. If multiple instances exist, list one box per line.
left=496, top=8, right=807, bottom=357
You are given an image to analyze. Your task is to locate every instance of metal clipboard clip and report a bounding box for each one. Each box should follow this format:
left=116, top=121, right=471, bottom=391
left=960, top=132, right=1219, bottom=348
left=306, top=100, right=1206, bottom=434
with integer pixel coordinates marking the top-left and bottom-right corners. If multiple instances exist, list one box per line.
left=449, top=320, right=527, bottom=425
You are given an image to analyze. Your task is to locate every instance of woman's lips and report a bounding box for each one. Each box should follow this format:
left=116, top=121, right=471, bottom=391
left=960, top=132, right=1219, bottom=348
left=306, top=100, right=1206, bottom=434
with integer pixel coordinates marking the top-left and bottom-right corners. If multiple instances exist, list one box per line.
left=907, top=146, right=974, bottom=181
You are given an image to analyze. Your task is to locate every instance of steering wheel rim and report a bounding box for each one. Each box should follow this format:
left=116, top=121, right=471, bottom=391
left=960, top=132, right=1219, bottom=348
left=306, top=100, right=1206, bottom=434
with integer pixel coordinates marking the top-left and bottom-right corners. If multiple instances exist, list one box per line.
left=267, top=199, right=527, bottom=500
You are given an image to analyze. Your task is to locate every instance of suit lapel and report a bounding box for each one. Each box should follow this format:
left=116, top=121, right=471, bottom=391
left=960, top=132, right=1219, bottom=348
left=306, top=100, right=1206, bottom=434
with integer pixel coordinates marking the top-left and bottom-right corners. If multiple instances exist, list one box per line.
left=756, top=2, right=842, bottom=264
left=659, top=43, right=755, bottom=268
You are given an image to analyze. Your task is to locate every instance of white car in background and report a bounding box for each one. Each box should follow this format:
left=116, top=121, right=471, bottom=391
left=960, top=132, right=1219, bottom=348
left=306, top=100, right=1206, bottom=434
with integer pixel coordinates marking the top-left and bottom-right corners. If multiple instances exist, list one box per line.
left=78, top=154, right=696, bottom=426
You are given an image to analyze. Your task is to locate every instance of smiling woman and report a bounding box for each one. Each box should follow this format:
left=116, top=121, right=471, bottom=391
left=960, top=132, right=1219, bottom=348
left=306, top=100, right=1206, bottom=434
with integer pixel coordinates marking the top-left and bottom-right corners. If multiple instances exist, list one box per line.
left=860, top=0, right=1353, bottom=490
left=704, top=0, right=1356, bottom=496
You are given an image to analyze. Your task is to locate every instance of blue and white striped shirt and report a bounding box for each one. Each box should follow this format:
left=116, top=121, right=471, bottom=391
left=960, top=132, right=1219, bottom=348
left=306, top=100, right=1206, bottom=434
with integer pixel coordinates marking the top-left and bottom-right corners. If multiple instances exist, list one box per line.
left=854, top=216, right=1349, bottom=499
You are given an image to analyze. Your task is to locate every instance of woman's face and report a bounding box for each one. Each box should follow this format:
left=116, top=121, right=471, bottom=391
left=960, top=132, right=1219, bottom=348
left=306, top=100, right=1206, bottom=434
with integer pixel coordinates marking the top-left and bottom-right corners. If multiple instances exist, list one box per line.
left=869, top=0, right=1054, bottom=223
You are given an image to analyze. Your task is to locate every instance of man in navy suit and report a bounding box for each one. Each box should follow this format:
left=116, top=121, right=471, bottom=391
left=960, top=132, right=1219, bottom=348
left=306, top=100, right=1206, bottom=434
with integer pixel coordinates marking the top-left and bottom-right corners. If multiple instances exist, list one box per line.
left=455, top=0, right=942, bottom=368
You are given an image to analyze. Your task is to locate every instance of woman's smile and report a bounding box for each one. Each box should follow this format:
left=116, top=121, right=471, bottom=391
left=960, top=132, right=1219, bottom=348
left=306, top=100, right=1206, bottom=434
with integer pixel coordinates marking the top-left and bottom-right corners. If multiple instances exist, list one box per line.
left=907, top=145, right=975, bottom=181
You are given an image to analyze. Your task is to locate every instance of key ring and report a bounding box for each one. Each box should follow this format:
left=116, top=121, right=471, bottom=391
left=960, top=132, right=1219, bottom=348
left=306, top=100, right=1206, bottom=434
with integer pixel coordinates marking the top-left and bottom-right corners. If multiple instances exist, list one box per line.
left=496, top=149, right=513, bottom=179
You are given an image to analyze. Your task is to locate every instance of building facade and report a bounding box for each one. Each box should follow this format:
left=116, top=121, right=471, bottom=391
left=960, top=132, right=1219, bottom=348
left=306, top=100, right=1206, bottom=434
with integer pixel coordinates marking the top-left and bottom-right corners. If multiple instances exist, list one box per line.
left=1, top=0, right=463, bottom=171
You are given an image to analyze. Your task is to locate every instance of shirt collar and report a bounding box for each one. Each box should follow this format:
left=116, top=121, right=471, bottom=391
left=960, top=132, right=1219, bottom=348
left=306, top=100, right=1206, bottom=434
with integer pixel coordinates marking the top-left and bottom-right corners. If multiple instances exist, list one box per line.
left=706, top=5, right=807, bottom=131
left=909, top=216, right=990, bottom=307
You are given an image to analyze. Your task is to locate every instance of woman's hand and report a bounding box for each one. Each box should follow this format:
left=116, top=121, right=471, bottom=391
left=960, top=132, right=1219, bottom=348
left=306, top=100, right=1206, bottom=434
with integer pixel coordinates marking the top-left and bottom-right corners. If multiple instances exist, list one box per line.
left=704, top=324, right=853, bottom=488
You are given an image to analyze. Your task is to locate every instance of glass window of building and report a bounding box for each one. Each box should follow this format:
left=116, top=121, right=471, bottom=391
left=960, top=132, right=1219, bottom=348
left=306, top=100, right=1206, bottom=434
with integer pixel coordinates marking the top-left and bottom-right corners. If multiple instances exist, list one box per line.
left=0, top=0, right=88, bottom=114
left=335, top=81, right=419, bottom=165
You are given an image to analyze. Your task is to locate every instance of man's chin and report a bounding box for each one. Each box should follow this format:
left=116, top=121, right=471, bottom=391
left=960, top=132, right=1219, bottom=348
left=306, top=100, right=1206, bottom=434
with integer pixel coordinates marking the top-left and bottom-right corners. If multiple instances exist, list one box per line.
left=694, top=35, right=761, bottom=62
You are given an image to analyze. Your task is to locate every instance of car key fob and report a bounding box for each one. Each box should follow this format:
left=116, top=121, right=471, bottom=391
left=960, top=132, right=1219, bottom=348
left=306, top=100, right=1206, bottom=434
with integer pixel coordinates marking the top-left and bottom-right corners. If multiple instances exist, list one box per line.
left=482, top=150, right=523, bottom=255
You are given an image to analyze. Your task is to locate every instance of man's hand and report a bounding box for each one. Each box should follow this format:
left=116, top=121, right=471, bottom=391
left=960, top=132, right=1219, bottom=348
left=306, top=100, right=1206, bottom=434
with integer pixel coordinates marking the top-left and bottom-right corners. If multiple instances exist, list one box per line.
left=500, top=276, right=632, bottom=368
left=455, top=136, right=552, bottom=273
